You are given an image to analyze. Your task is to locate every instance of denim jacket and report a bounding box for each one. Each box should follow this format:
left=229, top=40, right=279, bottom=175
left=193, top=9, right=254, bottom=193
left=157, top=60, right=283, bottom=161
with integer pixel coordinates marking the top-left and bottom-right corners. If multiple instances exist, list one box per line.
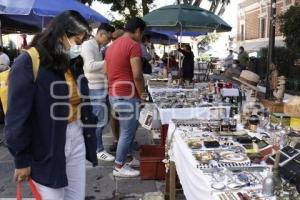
left=4, top=52, right=98, bottom=188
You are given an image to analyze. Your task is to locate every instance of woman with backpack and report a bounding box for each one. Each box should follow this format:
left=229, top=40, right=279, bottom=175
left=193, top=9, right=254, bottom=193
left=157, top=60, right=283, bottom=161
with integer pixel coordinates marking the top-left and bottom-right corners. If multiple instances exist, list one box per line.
left=4, top=11, right=97, bottom=200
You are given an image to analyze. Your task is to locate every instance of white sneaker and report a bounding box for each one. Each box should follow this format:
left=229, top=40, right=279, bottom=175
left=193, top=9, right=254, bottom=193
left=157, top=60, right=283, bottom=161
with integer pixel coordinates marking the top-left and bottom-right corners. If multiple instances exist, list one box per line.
left=97, top=151, right=115, bottom=162
left=113, top=164, right=140, bottom=178
left=127, top=158, right=140, bottom=168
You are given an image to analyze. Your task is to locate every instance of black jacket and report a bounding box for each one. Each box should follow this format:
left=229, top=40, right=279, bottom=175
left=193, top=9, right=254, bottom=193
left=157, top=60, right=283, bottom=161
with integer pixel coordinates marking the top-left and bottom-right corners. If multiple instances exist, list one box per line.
left=4, top=52, right=98, bottom=188
left=178, top=48, right=194, bottom=79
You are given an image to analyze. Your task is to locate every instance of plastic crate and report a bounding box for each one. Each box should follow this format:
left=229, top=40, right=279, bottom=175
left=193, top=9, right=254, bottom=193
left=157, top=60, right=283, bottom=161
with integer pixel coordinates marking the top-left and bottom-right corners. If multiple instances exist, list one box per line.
left=140, top=145, right=166, bottom=180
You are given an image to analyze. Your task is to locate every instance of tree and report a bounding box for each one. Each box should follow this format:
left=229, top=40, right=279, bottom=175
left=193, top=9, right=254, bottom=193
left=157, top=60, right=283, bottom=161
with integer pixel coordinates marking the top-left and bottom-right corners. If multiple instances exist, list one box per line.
left=280, top=5, right=300, bottom=54
left=78, top=0, right=154, bottom=19
left=176, top=0, right=230, bottom=16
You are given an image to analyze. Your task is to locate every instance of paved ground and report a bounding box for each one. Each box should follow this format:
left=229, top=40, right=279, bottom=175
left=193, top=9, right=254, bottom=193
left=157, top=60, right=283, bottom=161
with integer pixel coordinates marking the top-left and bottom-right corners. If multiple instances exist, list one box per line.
left=0, top=124, right=168, bottom=200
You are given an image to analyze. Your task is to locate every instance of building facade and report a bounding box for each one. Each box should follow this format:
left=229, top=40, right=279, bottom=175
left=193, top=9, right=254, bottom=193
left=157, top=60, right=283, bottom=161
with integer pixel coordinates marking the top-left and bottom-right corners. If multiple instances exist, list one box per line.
left=237, top=0, right=300, bottom=52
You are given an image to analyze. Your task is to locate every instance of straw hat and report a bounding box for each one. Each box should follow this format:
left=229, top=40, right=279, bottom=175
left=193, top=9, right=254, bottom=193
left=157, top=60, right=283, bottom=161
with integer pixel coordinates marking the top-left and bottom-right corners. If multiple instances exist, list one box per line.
left=233, top=70, right=260, bottom=91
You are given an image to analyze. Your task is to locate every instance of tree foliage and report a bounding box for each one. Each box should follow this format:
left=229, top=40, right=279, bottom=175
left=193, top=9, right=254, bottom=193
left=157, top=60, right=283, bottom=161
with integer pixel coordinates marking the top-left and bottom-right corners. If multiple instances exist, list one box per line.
left=280, top=5, right=300, bottom=54
left=176, top=0, right=230, bottom=16
left=78, top=0, right=154, bottom=20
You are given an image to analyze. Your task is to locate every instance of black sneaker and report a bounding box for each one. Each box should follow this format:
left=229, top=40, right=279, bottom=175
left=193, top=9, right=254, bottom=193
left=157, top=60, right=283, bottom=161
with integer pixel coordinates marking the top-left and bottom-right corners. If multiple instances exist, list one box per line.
left=109, top=142, right=118, bottom=153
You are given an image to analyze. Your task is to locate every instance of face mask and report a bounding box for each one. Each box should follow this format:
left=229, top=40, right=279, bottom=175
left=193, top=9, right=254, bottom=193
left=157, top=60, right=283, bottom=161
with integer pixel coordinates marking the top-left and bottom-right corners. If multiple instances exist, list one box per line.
left=66, top=37, right=81, bottom=59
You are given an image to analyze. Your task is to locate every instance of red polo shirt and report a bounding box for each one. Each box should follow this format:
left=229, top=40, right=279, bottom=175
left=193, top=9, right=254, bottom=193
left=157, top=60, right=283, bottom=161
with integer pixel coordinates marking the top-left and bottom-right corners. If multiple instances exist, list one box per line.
left=105, top=36, right=142, bottom=98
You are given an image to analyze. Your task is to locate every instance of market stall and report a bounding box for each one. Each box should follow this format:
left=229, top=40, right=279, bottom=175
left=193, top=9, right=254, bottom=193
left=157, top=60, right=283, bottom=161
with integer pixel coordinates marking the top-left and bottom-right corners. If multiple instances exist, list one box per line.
left=166, top=119, right=273, bottom=200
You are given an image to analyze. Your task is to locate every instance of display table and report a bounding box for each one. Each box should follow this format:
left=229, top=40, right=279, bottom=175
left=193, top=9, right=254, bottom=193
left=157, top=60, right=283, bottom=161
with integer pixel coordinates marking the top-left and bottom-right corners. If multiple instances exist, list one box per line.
left=147, top=83, right=231, bottom=125
left=166, top=120, right=275, bottom=200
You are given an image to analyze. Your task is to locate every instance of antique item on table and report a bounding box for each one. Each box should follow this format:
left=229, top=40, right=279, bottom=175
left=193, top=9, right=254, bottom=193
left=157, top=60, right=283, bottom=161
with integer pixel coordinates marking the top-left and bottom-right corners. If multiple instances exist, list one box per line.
left=211, top=170, right=226, bottom=190
left=220, top=119, right=230, bottom=132
left=194, top=152, right=213, bottom=164
left=273, top=76, right=286, bottom=102
left=188, top=140, right=202, bottom=149
left=269, top=63, right=279, bottom=99
left=284, top=96, right=300, bottom=118
left=210, top=107, right=227, bottom=120
left=247, top=153, right=263, bottom=164
left=220, top=152, right=249, bottom=163
left=267, top=145, right=300, bottom=167
left=278, top=153, right=300, bottom=191
left=229, top=118, right=237, bottom=132
left=211, top=182, right=226, bottom=190
left=262, top=171, right=275, bottom=196
left=284, top=96, right=300, bottom=131
left=248, top=114, right=259, bottom=132
left=209, top=120, right=221, bottom=132
left=142, top=111, right=153, bottom=130
left=204, top=141, right=220, bottom=148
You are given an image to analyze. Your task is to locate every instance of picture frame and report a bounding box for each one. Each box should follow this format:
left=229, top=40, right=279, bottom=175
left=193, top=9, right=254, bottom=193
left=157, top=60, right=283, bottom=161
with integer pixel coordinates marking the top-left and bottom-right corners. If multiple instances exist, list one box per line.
left=143, top=111, right=153, bottom=130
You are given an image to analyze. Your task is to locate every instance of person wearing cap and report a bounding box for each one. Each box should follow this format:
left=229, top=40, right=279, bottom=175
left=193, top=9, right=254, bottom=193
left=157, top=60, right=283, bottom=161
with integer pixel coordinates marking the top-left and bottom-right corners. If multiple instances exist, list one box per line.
left=81, top=23, right=116, bottom=162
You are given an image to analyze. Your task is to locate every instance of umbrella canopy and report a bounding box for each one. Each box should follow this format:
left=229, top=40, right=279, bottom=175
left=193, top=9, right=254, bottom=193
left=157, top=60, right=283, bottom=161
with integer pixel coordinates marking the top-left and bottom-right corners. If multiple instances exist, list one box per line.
left=143, top=4, right=232, bottom=33
left=144, top=30, right=177, bottom=45
left=0, top=0, right=109, bottom=31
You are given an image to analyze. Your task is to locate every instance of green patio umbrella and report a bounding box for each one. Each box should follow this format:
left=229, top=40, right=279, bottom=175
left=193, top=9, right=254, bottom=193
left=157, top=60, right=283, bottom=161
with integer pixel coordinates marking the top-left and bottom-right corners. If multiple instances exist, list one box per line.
left=143, top=4, right=232, bottom=33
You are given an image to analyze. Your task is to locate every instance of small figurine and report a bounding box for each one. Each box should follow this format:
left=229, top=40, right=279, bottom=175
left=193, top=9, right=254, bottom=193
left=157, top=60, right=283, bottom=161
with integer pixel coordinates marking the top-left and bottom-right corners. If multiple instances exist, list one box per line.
left=273, top=76, right=286, bottom=102
left=269, top=63, right=279, bottom=99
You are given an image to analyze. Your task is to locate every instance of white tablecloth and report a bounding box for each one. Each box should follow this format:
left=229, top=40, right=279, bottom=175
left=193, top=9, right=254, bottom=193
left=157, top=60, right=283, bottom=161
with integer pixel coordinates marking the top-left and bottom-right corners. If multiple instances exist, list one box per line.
left=172, top=126, right=212, bottom=199
left=167, top=121, right=269, bottom=200
left=158, top=106, right=230, bottom=125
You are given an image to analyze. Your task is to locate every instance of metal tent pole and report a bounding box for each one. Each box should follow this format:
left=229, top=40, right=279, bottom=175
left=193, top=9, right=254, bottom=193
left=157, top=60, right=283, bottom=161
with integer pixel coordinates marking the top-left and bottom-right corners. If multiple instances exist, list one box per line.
left=265, top=0, right=277, bottom=99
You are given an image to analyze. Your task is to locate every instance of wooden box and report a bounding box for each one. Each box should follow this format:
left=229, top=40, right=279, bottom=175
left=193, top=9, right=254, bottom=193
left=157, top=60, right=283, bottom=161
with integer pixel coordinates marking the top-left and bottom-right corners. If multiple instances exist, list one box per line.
left=261, top=99, right=284, bottom=113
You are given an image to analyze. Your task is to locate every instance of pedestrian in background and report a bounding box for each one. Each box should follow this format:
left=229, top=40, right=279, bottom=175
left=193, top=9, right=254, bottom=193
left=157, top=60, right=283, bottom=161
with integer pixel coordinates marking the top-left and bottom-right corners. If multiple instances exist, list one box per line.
left=224, top=49, right=234, bottom=68
left=178, top=44, right=195, bottom=83
left=238, top=46, right=249, bottom=70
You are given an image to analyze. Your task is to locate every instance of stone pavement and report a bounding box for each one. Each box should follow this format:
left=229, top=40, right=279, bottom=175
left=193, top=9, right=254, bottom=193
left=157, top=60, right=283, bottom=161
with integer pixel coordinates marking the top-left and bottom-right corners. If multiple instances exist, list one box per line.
left=0, top=124, right=169, bottom=200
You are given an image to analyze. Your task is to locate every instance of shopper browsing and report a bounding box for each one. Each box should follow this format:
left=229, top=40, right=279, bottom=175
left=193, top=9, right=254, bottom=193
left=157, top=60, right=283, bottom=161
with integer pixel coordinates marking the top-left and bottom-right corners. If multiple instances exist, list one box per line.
left=81, top=23, right=116, bottom=162
left=5, top=11, right=97, bottom=200
left=105, top=17, right=147, bottom=178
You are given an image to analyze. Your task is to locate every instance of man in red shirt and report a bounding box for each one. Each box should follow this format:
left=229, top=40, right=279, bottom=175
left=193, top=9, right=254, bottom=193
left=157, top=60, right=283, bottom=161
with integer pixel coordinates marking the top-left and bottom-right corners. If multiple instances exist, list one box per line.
left=105, top=17, right=147, bottom=178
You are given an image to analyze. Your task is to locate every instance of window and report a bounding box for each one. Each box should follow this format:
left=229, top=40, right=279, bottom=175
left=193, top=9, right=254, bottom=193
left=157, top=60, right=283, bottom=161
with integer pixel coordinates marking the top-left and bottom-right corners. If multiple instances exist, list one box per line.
left=260, top=18, right=266, bottom=38
left=241, top=25, right=244, bottom=41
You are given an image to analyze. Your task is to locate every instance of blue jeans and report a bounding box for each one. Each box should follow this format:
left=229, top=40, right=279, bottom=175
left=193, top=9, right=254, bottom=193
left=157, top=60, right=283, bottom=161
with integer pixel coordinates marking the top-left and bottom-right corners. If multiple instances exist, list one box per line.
left=109, top=96, right=140, bottom=165
left=90, top=89, right=109, bottom=152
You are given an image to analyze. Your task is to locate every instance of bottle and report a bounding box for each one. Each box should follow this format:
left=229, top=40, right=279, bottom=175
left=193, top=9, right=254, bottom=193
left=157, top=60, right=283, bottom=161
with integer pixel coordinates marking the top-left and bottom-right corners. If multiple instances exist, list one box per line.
left=168, top=73, right=172, bottom=85
left=249, top=114, right=259, bottom=132
left=262, top=171, right=275, bottom=196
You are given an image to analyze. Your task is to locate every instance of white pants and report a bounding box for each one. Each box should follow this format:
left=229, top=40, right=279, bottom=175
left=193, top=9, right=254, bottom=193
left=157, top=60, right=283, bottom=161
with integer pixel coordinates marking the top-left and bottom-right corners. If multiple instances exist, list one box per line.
left=33, top=120, right=86, bottom=200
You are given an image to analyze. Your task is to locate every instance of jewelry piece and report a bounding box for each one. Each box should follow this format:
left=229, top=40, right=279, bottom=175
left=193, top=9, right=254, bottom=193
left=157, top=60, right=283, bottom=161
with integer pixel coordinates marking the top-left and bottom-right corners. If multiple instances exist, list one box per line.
left=218, top=194, right=224, bottom=200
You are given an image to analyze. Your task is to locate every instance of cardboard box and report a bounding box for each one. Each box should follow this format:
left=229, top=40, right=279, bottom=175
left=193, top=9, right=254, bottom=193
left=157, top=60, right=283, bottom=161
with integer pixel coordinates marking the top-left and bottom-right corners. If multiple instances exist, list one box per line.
left=290, top=117, right=300, bottom=131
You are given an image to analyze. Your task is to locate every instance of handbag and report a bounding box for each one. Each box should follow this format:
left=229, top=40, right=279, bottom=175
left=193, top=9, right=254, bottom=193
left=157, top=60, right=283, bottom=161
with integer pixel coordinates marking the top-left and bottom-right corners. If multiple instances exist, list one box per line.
left=17, top=178, right=42, bottom=200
